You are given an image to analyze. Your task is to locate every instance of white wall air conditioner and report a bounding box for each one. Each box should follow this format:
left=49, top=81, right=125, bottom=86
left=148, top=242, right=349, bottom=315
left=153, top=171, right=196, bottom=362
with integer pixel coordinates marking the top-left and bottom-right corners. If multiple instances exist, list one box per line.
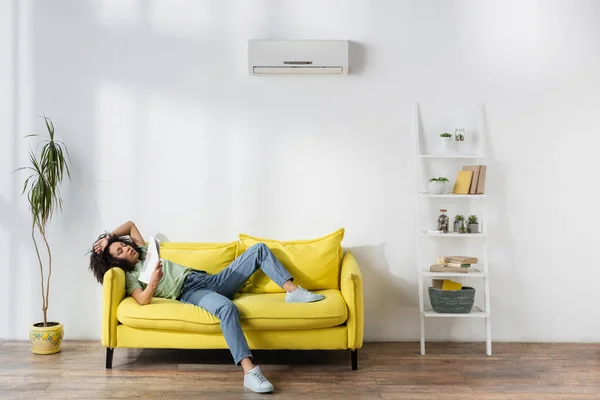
left=248, top=40, right=349, bottom=75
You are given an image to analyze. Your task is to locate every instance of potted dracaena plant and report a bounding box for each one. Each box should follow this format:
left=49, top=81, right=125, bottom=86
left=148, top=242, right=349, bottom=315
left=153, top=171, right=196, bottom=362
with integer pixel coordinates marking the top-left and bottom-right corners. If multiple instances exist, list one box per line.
left=468, top=215, right=479, bottom=233
left=16, top=116, right=71, bottom=354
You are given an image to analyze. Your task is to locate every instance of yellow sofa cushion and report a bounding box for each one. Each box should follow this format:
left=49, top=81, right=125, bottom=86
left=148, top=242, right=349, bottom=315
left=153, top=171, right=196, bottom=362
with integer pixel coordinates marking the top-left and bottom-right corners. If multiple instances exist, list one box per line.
left=159, top=241, right=238, bottom=274
left=116, top=289, right=346, bottom=333
left=237, top=228, right=345, bottom=293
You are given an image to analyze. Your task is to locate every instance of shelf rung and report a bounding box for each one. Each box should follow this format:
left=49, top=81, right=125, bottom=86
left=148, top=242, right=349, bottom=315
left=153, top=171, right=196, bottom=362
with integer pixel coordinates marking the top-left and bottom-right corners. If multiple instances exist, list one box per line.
left=421, top=231, right=487, bottom=238
left=419, top=154, right=485, bottom=159
left=419, top=193, right=487, bottom=199
left=423, top=307, right=489, bottom=318
left=420, top=269, right=487, bottom=277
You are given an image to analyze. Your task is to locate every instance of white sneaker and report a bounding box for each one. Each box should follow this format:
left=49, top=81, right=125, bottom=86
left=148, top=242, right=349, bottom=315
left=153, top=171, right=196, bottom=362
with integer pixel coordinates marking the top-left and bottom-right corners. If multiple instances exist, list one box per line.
left=285, top=285, right=326, bottom=303
left=244, top=366, right=274, bottom=393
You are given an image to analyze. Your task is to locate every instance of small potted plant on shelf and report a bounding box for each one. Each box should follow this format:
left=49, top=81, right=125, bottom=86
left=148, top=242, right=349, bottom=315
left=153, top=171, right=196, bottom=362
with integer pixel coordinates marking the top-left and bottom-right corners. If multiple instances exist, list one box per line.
left=16, top=116, right=71, bottom=354
left=454, top=214, right=465, bottom=233
left=440, top=132, right=452, bottom=150
left=468, top=215, right=479, bottom=233
left=428, top=177, right=449, bottom=195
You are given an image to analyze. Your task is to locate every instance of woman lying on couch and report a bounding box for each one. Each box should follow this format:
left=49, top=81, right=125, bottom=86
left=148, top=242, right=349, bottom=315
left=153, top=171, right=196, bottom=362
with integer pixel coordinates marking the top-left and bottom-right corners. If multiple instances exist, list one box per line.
left=89, top=221, right=325, bottom=394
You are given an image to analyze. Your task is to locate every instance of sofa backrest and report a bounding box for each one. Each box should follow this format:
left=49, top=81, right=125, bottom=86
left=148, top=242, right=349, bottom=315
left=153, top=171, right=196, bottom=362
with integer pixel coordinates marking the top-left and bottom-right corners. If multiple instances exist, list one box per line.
left=158, top=229, right=345, bottom=294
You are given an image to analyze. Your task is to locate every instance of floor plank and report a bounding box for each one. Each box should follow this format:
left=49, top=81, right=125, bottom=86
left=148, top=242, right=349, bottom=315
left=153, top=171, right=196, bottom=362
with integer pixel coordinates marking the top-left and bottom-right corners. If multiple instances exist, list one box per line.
left=0, top=341, right=599, bottom=399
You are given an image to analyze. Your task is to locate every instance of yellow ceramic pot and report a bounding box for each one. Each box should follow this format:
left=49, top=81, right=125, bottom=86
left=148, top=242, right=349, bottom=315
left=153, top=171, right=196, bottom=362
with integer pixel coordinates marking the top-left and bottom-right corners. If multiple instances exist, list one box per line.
left=30, top=322, right=63, bottom=355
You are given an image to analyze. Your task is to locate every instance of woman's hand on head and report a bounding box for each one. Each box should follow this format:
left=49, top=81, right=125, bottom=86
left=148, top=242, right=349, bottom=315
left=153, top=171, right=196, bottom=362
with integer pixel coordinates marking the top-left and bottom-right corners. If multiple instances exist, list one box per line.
left=93, top=236, right=110, bottom=254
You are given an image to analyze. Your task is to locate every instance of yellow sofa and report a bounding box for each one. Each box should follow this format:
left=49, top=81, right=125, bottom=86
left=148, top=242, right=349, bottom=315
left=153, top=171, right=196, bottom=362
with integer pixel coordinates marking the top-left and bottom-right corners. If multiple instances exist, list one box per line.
left=101, top=230, right=364, bottom=370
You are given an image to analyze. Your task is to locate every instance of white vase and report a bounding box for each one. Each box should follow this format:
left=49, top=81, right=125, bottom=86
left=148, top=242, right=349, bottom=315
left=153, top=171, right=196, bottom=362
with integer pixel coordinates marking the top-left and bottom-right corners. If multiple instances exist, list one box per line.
left=440, top=136, right=452, bottom=152
left=429, top=181, right=446, bottom=195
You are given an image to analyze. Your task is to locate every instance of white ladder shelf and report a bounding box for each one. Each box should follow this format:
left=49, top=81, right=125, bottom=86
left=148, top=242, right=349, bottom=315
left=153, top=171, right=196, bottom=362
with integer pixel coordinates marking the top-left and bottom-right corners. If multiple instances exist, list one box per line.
left=413, top=102, right=492, bottom=356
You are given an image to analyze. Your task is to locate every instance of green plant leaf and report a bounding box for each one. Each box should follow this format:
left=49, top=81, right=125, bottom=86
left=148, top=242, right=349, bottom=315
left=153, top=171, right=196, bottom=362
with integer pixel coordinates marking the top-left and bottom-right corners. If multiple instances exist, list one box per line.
left=22, top=176, right=32, bottom=195
left=13, top=166, right=34, bottom=173
left=44, top=115, right=55, bottom=141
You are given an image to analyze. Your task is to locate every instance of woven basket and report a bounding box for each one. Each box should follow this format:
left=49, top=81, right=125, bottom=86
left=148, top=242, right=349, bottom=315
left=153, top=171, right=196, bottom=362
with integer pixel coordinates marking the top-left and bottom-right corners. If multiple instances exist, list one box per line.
left=428, top=286, right=475, bottom=313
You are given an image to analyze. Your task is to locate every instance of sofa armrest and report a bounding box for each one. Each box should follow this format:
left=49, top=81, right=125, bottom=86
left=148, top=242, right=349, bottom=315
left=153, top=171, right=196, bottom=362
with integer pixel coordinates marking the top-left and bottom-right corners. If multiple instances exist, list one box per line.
left=340, top=251, right=364, bottom=350
left=102, top=267, right=126, bottom=348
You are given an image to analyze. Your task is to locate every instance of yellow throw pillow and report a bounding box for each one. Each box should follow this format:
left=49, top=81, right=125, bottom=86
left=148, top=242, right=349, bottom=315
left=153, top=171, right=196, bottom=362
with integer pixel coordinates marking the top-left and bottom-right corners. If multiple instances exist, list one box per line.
left=160, top=242, right=238, bottom=275
left=237, top=228, right=345, bottom=293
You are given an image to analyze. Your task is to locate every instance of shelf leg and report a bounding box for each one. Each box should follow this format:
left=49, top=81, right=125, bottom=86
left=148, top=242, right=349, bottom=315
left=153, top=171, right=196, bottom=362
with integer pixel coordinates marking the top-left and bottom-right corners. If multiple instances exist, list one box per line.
left=420, top=313, right=425, bottom=355
left=486, top=317, right=492, bottom=356
left=418, top=271, right=425, bottom=355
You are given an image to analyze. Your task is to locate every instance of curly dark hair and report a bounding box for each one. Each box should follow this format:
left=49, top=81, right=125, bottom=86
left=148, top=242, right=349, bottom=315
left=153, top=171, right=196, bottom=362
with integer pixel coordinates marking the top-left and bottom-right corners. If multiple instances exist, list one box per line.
left=88, top=234, right=143, bottom=284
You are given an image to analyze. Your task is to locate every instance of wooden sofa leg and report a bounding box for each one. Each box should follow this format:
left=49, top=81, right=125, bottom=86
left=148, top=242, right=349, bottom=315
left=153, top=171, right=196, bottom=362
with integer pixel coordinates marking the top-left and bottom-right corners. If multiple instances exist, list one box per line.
left=106, top=348, right=114, bottom=369
left=351, top=349, right=358, bottom=370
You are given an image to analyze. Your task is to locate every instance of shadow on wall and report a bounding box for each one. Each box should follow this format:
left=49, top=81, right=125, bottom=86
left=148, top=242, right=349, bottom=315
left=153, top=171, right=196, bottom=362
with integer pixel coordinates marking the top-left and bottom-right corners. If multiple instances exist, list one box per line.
left=3, top=0, right=33, bottom=338
left=480, top=104, right=525, bottom=339
left=0, top=194, right=31, bottom=337
left=349, top=41, right=368, bottom=75
left=18, top=0, right=269, bottom=338
left=348, top=244, right=416, bottom=340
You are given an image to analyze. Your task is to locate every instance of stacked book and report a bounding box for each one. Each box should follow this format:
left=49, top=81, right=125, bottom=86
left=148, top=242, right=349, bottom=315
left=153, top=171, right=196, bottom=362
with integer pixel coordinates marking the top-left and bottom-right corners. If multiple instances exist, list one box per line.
left=452, top=165, right=487, bottom=194
left=430, top=256, right=479, bottom=274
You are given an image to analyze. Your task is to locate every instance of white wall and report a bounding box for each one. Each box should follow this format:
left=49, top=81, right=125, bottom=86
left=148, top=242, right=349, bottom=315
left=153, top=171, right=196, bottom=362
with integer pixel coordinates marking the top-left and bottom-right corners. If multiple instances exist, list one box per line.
left=2, top=0, right=600, bottom=342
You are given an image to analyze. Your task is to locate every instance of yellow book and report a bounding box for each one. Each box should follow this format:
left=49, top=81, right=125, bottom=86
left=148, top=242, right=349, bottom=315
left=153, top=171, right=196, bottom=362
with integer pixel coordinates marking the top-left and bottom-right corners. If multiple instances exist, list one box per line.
left=452, top=170, right=473, bottom=194
left=441, top=280, right=463, bottom=290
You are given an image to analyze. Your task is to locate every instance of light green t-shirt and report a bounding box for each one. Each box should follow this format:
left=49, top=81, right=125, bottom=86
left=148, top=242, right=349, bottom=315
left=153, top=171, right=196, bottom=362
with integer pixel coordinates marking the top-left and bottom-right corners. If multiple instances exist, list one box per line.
left=125, top=246, right=192, bottom=300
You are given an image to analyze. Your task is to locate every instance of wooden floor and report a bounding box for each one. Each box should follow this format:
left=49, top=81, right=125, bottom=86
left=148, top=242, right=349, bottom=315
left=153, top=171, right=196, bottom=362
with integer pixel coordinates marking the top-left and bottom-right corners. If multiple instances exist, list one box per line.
left=1, top=341, right=599, bottom=399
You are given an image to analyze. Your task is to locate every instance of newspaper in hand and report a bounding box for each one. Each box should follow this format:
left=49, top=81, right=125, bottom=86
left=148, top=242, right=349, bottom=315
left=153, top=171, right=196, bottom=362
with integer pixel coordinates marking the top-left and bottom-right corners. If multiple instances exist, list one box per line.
left=138, top=236, right=161, bottom=284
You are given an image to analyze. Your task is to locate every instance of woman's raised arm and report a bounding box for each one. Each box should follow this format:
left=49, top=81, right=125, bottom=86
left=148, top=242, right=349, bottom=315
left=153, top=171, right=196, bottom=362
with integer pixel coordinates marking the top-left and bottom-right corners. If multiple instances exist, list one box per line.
left=93, top=221, right=146, bottom=254
left=110, top=220, right=145, bottom=247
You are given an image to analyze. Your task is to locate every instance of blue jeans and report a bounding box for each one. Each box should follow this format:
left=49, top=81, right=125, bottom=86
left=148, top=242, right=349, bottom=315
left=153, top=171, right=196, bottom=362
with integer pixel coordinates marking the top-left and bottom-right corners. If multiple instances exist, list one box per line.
left=178, top=243, right=293, bottom=365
